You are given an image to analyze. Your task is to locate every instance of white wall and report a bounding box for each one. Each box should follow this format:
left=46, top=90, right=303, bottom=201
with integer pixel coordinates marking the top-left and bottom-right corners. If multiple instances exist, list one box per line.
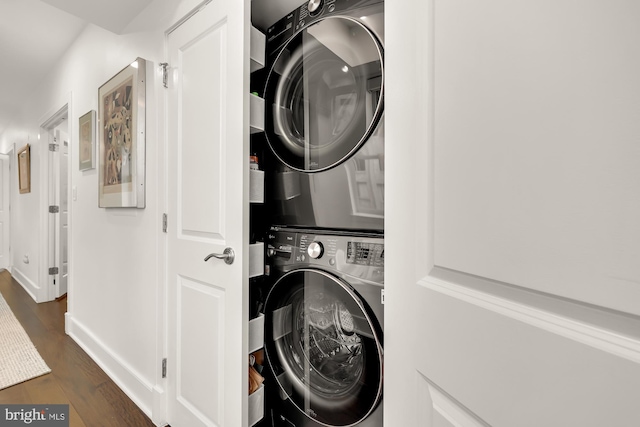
left=0, top=0, right=208, bottom=424
left=8, top=133, right=42, bottom=299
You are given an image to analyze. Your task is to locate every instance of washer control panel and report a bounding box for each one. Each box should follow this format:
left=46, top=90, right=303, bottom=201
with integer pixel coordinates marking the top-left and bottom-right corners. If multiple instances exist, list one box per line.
left=346, top=241, right=384, bottom=267
left=267, top=228, right=384, bottom=283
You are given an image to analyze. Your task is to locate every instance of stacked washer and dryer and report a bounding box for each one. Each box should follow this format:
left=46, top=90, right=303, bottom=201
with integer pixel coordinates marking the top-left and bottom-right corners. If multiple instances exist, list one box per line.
left=258, top=0, right=385, bottom=426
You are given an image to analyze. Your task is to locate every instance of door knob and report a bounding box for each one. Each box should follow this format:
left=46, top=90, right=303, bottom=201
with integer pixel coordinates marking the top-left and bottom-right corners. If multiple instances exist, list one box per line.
left=204, top=247, right=235, bottom=265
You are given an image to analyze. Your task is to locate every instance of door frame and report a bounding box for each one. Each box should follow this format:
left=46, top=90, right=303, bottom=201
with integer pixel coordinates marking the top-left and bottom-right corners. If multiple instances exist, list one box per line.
left=0, top=152, right=11, bottom=271
left=50, top=128, right=69, bottom=298
left=40, top=99, right=72, bottom=302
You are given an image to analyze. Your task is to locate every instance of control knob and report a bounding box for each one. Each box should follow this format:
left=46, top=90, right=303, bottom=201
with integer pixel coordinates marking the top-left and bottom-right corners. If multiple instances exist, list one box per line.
left=307, top=241, right=324, bottom=259
left=308, top=0, right=323, bottom=15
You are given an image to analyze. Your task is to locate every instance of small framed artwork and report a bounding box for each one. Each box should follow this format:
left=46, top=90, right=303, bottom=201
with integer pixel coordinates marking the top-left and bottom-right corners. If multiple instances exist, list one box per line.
left=98, top=58, right=147, bottom=208
left=79, top=110, right=96, bottom=171
left=18, top=144, right=31, bottom=194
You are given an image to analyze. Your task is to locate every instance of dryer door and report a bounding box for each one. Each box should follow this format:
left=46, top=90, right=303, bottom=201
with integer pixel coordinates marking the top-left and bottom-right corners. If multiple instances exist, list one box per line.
left=265, top=16, right=384, bottom=172
left=265, top=269, right=383, bottom=426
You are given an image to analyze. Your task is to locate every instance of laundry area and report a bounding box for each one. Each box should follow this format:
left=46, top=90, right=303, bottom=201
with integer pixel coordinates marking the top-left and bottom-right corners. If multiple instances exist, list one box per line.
left=248, top=0, right=385, bottom=425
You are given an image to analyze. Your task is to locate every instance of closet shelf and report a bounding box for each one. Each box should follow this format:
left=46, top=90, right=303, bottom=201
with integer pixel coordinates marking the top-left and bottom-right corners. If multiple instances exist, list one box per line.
left=248, top=313, right=265, bottom=425
left=248, top=20, right=266, bottom=427
left=248, top=384, right=265, bottom=426
left=250, top=93, right=264, bottom=134
left=250, top=26, right=265, bottom=73
left=249, top=313, right=265, bottom=354
left=249, top=242, right=264, bottom=278
left=250, top=169, right=264, bottom=204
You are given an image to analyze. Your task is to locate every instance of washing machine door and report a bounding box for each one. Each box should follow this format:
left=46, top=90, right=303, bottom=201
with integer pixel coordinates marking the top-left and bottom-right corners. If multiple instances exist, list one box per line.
left=265, top=16, right=384, bottom=172
left=265, top=269, right=383, bottom=426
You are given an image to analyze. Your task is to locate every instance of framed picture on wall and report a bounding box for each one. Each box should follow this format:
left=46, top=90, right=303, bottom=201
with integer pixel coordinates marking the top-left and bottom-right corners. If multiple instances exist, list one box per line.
left=79, top=110, right=96, bottom=171
left=18, top=144, right=30, bottom=194
left=98, top=58, right=147, bottom=208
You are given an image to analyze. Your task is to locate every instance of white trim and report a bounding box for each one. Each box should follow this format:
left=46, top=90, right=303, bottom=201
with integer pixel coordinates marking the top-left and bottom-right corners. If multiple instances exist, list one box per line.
left=5, top=147, right=14, bottom=277
left=39, top=105, right=68, bottom=130
left=421, top=275, right=640, bottom=364
left=11, top=266, right=41, bottom=302
left=152, top=384, right=168, bottom=427
left=39, top=95, right=72, bottom=304
left=165, top=0, right=213, bottom=35
left=0, top=153, right=10, bottom=271
left=66, top=314, right=156, bottom=420
left=423, top=378, right=489, bottom=427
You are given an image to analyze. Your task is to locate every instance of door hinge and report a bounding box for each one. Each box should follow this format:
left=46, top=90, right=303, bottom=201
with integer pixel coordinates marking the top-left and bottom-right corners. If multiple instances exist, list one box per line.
left=162, top=358, right=167, bottom=378
left=49, top=143, right=59, bottom=152
left=49, top=267, right=59, bottom=275
left=160, top=63, right=169, bottom=88
left=49, top=205, right=60, bottom=213
left=162, top=213, right=168, bottom=233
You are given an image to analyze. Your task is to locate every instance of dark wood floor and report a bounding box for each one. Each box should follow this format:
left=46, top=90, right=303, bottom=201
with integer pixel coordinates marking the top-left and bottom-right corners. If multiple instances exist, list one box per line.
left=0, top=270, right=157, bottom=427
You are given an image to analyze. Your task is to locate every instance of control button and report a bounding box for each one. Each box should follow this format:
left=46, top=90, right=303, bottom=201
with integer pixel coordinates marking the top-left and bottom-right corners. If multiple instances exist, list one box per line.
left=329, top=258, right=335, bottom=266
left=308, top=0, right=323, bottom=15
left=267, top=248, right=276, bottom=257
left=328, top=4, right=335, bottom=12
left=307, top=242, right=324, bottom=259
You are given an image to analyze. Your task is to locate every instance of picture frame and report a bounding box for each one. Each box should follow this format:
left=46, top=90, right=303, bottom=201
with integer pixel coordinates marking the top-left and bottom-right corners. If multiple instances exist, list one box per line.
left=98, top=58, right=147, bottom=208
left=79, top=110, right=96, bottom=171
left=18, top=144, right=31, bottom=194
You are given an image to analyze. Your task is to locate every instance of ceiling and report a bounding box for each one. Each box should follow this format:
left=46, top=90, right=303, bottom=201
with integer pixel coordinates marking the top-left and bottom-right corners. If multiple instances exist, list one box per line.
left=0, top=0, right=152, bottom=138
left=39, top=0, right=154, bottom=34
left=0, top=0, right=304, bottom=138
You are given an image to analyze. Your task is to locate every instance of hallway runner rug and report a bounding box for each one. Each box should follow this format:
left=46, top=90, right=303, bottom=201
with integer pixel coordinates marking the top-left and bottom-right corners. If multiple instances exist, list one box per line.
left=0, top=291, right=50, bottom=390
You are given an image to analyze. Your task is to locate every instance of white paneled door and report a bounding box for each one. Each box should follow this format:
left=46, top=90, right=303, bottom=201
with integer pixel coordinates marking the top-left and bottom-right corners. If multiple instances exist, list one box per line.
left=48, top=128, right=69, bottom=299
left=57, top=131, right=69, bottom=297
left=385, top=1, right=640, bottom=426
left=166, top=0, right=249, bottom=426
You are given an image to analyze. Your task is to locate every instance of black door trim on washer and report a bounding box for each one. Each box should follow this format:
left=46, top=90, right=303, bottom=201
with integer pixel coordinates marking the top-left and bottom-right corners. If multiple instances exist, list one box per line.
left=264, top=16, right=384, bottom=173
left=264, top=268, right=383, bottom=426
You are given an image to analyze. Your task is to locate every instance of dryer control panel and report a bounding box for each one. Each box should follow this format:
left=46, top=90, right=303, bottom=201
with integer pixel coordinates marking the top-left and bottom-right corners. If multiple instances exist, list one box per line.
left=267, top=228, right=384, bottom=284
left=266, top=0, right=383, bottom=57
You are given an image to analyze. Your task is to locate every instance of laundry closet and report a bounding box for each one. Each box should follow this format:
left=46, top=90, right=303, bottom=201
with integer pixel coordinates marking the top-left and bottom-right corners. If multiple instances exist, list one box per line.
left=247, top=0, right=385, bottom=426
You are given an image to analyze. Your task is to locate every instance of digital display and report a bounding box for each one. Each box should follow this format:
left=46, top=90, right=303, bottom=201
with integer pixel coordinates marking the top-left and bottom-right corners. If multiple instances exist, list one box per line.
left=346, top=242, right=384, bottom=266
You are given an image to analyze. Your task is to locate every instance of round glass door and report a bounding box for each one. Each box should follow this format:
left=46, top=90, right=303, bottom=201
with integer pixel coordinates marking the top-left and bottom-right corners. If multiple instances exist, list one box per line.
left=264, top=16, right=384, bottom=172
left=264, top=269, right=383, bottom=426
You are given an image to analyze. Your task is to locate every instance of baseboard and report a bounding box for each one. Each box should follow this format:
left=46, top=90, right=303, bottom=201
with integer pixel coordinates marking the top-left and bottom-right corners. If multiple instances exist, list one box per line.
left=11, top=267, right=39, bottom=302
left=152, top=384, right=169, bottom=427
left=66, top=313, right=162, bottom=424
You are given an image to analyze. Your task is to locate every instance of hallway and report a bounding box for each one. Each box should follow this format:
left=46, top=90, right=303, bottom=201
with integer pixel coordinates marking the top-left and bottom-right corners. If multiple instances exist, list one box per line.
left=0, top=270, right=156, bottom=427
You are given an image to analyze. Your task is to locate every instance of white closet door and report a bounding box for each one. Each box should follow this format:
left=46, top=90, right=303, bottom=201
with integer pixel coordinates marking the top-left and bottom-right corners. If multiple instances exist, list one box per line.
left=385, top=1, right=640, bottom=426
left=166, top=0, right=250, bottom=425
